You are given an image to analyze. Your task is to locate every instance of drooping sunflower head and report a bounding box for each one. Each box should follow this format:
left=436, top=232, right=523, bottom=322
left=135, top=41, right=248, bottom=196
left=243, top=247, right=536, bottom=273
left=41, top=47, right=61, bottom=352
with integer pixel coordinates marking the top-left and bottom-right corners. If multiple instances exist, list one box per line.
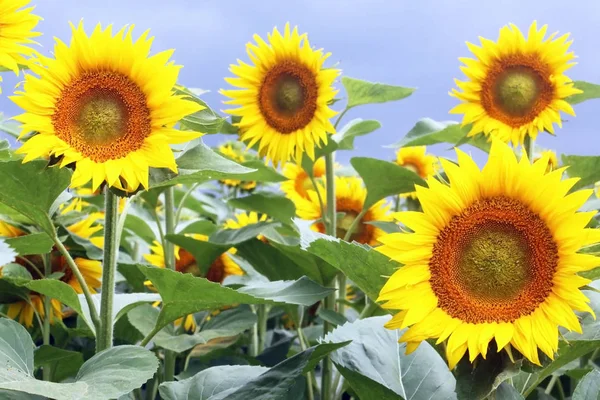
left=222, top=23, right=339, bottom=165
left=297, top=176, right=391, bottom=245
left=377, top=140, right=599, bottom=369
left=281, top=157, right=326, bottom=205
left=12, top=22, right=203, bottom=192
left=0, top=0, right=41, bottom=90
left=450, top=22, right=581, bottom=145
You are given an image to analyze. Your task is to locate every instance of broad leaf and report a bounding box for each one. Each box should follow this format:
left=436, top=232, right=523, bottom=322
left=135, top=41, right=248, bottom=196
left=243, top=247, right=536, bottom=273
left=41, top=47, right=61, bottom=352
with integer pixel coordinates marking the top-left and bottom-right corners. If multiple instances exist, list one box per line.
left=4, top=233, right=54, bottom=256
left=235, top=276, right=334, bottom=306
left=561, top=155, right=600, bottom=191
left=175, top=86, right=226, bottom=134
left=572, top=370, right=600, bottom=400
left=566, top=81, right=600, bottom=105
left=229, top=193, right=296, bottom=225
left=34, top=346, right=83, bottom=383
left=388, top=118, right=468, bottom=148
left=0, top=160, right=71, bottom=235
left=166, top=234, right=229, bottom=276
left=209, top=221, right=280, bottom=245
left=351, top=157, right=426, bottom=209
left=342, top=77, right=415, bottom=108
left=128, top=304, right=256, bottom=353
left=307, top=239, right=398, bottom=301
left=324, top=316, right=457, bottom=400
left=0, top=319, right=158, bottom=399
left=494, top=383, right=525, bottom=400
left=332, top=119, right=382, bottom=150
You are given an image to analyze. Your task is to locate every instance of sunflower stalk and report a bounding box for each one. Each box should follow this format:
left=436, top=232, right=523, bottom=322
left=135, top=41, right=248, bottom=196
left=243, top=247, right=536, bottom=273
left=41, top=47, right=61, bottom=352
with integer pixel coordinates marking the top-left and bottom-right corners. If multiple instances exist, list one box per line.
left=524, top=135, right=535, bottom=162
left=97, top=188, right=120, bottom=353
left=42, top=253, right=51, bottom=381
left=163, top=187, right=177, bottom=382
left=257, top=304, right=268, bottom=354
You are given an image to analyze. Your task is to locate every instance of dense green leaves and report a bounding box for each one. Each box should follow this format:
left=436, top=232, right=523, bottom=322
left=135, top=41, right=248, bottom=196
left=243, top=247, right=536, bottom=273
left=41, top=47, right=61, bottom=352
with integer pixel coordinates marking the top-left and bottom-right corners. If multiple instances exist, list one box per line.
left=561, top=154, right=600, bottom=191
left=332, top=119, right=382, bottom=150
left=324, top=316, right=457, bottom=400
left=307, top=239, right=398, bottom=301
left=342, top=77, right=415, bottom=108
left=566, top=81, right=600, bottom=105
left=0, top=319, right=158, bottom=399
left=229, top=193, right=296, bottom=225
left=0, top=160, right=71, bottom=235
left=351, top=157, right=426, bottom=209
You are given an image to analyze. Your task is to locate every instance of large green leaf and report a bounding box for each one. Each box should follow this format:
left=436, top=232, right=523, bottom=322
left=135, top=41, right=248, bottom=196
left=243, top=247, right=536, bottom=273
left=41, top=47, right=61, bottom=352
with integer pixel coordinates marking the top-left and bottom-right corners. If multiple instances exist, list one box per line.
left=4, top=233, right=54, bottom=256
left=332, top=119, right=382, bottom=151
left=229, top=193, right=296, bottom=225
left=175, top=86, right=226, bottom=134
left=566, top=81, right=600, bottom=105
left=34, top=345, right=83, bottom=383
left=160, top=342, right=349, bottom=400
left=166, top=234, right=229, bottom=276
left=454, top=351, right=520, bottom=400
left=342, top=77, right=415, bottom=108
left=128, top=304, right=256, bottom=353
left=572, top=370, right=600, bottom=400
left=0, top=160, right=71, bottom=235
left=561, top=155, right=600, bottom=191
left=324, top=316, right=456, bottom=400
left=235, top=276, right=334, bottom=306
left=389, top=118, right=467, bottom=148
left=307, top=239, right=398, bottom=301
left=209, top=221, right=281, bottom=245
left=159, top=365, right=269, bottom=400
left=0, top=319, right=158, bottom=399
left=351, top=157, right=426, bottom=209
left=494, top=383, right=525, bottom=400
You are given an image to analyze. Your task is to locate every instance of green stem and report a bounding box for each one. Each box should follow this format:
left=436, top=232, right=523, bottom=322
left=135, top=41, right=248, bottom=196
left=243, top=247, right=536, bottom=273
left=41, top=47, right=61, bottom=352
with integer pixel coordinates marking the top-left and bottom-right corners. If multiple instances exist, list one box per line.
left=174, top=183, right=199, bottom=227
left=309, top=174, right=326, bottom=225
left=524, top=134, right=535, bottom=162
left=342, top=209, right=367, bottom=242
left=297, top=327, right=316, bottom=400
left=42, top=253, right=51, bottom=382
left=140, top=325, right=162, bottom=347
left=556, top=377, right=565, bottom=400
left=53, top=235, right=101, bottom=336
left=545, top=375, right=558, bottom=395
left=163, top=187, right=177, bottom=382
left=359, top=298, right=379, bottom=319
left=97, top=188, right=119, bottom=353
left=406, top=197, right=420, bottom=212
left=393, top=195, right=401, bottom=212
left=257, top=305, right=268, bottom=354
left=250, top=306, right=259, bottom=357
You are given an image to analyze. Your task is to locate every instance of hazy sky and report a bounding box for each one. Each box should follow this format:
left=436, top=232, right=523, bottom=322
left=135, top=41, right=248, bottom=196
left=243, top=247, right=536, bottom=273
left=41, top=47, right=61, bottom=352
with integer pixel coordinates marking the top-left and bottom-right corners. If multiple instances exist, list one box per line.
left=2, top=0, right=600, bottom=165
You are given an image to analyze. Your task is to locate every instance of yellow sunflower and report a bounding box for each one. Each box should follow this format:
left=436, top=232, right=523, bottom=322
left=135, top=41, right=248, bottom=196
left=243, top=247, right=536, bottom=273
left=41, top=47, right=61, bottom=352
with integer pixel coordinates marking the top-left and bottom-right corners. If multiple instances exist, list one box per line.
left=377, top=140, right=599, bottom=369
left=0, top=0, right=41, bottom=92
left=222, top=23, right=339, bottom=165
left=394, top=146, right=438, bottom=198
left=0, top=220, right=24, bottom=237
left=281, top=157, right=326, bottom=206
left=533, top=149, right=558, bottom=173
left=450, top=21, right=581, bottom=145
left=12, top=22, right=202, bottom=192
left=218, top=142, right=257, bottom=191
left=144, top=234, right=243, bottom=331
left=61, top=199, right=105, bottom=248
left=297, top=176, right=391, bottom=245
left=7, top=295, right=63, bottom=328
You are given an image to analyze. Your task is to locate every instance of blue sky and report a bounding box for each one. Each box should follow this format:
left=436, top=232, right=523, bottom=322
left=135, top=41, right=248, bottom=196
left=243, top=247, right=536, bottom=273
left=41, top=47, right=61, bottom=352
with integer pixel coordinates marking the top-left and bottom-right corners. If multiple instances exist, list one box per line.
left=2, top=0, right=600, bottom=165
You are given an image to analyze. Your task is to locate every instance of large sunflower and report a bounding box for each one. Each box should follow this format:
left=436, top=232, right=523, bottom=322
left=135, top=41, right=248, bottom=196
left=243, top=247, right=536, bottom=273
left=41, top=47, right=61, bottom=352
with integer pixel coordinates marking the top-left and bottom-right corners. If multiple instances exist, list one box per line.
left=394, top=146, right=438, bottom=198
left=450, top=22, right=581, bottom=145
left=297, top=176, right=390, bottom=245
left=281, top=157, right=326, bottom=206
left=222, top=23, right=339, bottom=165
left=12, top=22, right=202, bottom=192
left=377, top=140, right=599, bottom=368
left=0, top=0, right=41, bottom=92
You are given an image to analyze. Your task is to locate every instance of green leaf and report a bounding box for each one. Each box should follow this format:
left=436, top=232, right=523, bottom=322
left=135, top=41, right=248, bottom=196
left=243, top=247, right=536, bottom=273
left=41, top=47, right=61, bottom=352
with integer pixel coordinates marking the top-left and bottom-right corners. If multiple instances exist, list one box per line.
left=122, top=214, right=156, bottom=244
left=159, top=365, right=269, bottom=400
left=177, top=220, right=217, bottom=236
left=494, top=383, right=525, bottom=400
left=0, top=319, right=158, bottom=399
left=0, top=160, right=71, bottom=235
left=209, top=221, right=280, bottom=245
left=388, top=118, right=468, bottom=148
left=324, top=316, right=456, bottom=400
left=4, top=233, right=54, bottom=256
left=332, top=119, right=382, bottom=151
left=138, top=265, right=332, bottom=331
left=351, top=157, right=426, bottom=209
left=161, top=342, right=349, bottom=400
left=566, top=81, right=600, bottom=105
left=175, top=86, right=226, bottom=134
left=572, top=370, right=600, bottom=400
left=307, top=239, right=398, bottom=301
left=455, top=351, right=520, bottom=400
left=0, top=390, right=44, bottom=399
left=128, top=304, right=256, bottom=353
left=317, top=309, right=347, bottom=327
left=23, top=279, right=84, bottom=321
left=229, top=193, right=296, bottom=225
left=561, top=155, right=600, bottom=191
left=34, top=345, right=83, bottom=383
left=166, top=234, right=229, bottom=276
left=2, top=264, right=32, bottom=282
left=342, top=77, right=415, bottom=108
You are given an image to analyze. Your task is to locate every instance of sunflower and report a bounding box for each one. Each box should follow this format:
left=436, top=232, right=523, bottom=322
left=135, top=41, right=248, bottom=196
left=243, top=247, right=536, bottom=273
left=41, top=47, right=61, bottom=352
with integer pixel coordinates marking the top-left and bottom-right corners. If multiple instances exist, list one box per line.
left=533, top=149, right=558, bottom=173
left=394, top=146, right=438, bottom=198
left=377, top=140, right=599, bottom=369
left=224, top=211, right=269, bottom=230
left=281, top=157, right=326, bottom=206
left=222, top=23, right=339, bottom=165
left=0, top=0, right=41, bottom=92
left=12, top=22, right=202, bottom=192
left=218, top=142, right=257, bottom=191
left=0, top=220, right=24, bottom=237
left=6, top=295, right=63, bottom=328
left=297, top=176, right=391, bottom=245
left=62, top=199, right=105, bottom=248
left=144, top=235, right=243, bottom=331
left=450, top=21, right=581, bottom=145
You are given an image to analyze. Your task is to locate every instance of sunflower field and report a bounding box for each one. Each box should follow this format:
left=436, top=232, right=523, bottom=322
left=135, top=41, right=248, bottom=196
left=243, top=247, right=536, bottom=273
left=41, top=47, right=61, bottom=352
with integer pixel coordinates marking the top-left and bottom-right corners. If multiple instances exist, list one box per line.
left=2, top=2, right=600, bottom=400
